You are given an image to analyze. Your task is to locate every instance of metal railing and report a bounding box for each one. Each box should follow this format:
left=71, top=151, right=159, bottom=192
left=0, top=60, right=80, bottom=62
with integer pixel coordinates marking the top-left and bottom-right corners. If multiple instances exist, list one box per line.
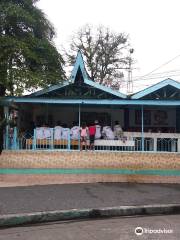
left=4, top=127, right=180, bottom=152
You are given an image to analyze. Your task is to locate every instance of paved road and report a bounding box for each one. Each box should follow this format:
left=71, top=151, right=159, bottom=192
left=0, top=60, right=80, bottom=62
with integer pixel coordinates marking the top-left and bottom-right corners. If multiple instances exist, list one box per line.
left=0, top=183, right=180, bottom=215
left=0, top=215, right=180, bottom=240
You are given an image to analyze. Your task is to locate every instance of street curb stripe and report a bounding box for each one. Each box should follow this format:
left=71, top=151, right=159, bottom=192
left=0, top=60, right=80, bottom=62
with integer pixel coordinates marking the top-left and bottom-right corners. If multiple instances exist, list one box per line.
left=1, top=204, right=180, bottom=228
left=0, top=168, right=180, bottom=176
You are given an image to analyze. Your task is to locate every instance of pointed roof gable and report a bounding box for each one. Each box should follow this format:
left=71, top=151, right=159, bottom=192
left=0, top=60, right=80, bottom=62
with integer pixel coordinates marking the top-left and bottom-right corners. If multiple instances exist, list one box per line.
left=30, top=50, right=126, bottom=99
left=69, top=50, right=89, bottom=83
left=131, top=78, right=180, bottom=99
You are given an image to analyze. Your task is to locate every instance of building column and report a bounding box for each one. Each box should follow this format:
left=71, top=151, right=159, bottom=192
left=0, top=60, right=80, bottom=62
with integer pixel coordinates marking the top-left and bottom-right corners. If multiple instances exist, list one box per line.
left=4, top=106, right=9, bottom=150
left=153, top=137, right=157, bottom=152
left=12, top=126, right=18, bottom=150
left=176, top=107, right=180, bottom=133
left=78, top=104, right=81, bottom=150
left=141, top=105, right=144, bottom=151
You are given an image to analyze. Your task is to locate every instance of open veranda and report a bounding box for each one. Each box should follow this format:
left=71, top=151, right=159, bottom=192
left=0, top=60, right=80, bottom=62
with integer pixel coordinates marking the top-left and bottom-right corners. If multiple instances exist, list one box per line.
left=2, top=51, right=180, bottom=153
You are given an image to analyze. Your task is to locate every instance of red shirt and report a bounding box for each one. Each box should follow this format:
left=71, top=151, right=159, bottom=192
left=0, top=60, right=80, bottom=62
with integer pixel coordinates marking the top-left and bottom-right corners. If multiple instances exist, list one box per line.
left=89, top=125, right=96, bottom=136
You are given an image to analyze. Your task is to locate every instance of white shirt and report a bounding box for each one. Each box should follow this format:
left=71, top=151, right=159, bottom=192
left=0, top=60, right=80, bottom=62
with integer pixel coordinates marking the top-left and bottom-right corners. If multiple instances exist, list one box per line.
left=102, top=126, right=115, bottom=140
left=71, top=126, right=80, bottom=140
left=43, top=127, right=51, bottom=138
left=62, top=128, right=70, bottom=140
left=35, top=127, right=51, bottom=139
left=95, top=125, right=101, bottom=139
left=54, top=126, right=62, bottom=140
left=36, top=127, right=44, bottom=139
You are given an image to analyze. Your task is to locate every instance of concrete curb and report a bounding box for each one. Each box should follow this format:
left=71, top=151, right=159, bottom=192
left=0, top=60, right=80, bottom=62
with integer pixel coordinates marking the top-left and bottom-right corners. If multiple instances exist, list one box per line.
left=0, top=204, right=180, bottom=228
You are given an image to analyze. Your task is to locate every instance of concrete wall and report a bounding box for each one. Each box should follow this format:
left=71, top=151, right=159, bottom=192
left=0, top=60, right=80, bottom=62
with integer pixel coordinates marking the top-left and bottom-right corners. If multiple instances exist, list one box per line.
left=0, top=151, right=180, bottom=186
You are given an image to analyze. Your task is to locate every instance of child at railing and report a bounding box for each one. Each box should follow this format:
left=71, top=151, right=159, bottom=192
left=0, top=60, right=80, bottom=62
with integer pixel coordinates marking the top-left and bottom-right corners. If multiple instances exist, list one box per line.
left=80, top=122, right=88, bottom=151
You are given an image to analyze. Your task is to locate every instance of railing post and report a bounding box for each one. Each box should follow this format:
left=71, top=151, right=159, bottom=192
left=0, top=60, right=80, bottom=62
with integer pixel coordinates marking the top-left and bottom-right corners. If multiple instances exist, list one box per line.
left=68, top=129, right=71, bottom=150
left=177, top=138, right=180, bottom=152
left=153, top=137, right=157, bottom=152
left=5, top=125, right=9, bottom=150
left=50, top=128, right=54, bottom=150
left=141, top=105, right=144, bottom=151
left=78, top=104, right=81, bottom=151
left=171, top=139, right=176, bottom=152
left=12, top=127, right=17, bottom=150
left=33, top=128, right=36, bottom=150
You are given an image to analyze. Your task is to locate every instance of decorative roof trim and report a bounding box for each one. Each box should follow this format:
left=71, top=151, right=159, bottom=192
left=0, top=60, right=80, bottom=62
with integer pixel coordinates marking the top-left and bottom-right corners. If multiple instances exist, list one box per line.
left=30, top=82, right=70, bottom=97
left=29, top=50, right=126, bottom=99
left=3, top=97, right=180, bottom=106
left=132, top=78, right=180, bottom=99
left=69, top=50, right=89, bottom=83
left=84, top=78, right=126, bottom=98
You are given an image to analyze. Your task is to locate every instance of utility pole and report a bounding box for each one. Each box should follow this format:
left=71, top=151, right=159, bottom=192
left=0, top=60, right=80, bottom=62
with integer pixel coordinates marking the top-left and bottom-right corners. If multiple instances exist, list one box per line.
left=127, top=48, right=134, bottom=95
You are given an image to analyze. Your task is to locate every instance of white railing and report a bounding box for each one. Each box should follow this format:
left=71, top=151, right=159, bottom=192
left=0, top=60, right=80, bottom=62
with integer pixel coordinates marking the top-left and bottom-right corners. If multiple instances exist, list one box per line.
left=4, top=128, right=180, bottom=152
left=124, top=132, right=180, bottom=152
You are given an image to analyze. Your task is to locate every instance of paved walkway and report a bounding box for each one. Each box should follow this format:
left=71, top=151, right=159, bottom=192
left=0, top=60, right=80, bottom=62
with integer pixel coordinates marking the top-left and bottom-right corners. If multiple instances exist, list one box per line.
left=0, top=183, right=180, bottom=215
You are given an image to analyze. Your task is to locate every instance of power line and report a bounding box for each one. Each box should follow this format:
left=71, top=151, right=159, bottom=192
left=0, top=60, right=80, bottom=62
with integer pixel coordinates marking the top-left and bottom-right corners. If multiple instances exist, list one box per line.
left=133, top=77, right=180, bottom=88
left=132, top=74, right=180, bottom=82
left=131, top=69, right=180, bottom=82
left=136, top=53, right=180, bottom=80
left=132, top=69, right=180, bottom=80
left=133, top=73, right=180, bottom=82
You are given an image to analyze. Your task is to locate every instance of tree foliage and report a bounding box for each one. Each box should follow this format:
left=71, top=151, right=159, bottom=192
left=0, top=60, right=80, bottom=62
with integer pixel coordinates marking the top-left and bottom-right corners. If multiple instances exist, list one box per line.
left=0, top=0, right=65, bottom=96
left=0, top=0, right=66, bottom=153
left=65, top=25, right=130, bottom=90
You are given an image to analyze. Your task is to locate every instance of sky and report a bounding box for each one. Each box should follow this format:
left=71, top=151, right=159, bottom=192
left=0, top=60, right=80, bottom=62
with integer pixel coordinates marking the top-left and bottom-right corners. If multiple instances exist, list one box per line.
left=36, top=0, right=180, bottom=92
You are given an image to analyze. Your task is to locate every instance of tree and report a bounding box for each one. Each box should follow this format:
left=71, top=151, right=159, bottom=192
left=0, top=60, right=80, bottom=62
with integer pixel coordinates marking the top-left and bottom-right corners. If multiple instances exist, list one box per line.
left=0, top=0, right=66, bottom=153
left=0, top=0, right=65, bottom=97
left=65, top=25, right=130, bottom=90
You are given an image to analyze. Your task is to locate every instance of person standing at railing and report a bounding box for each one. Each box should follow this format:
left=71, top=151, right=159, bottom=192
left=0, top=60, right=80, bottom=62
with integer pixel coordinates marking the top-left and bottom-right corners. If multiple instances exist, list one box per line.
left=94, top=120, right=102, bottom=139
left=61, top=124, right=70, bottom=140
left=35, top=123, right=51, bottom=140
left=114, top=121, right=123, bottom=140
left=43, top=123, right=51, bottom=139
left=88, top=122, right=96, bottom=150
left=71, top=121, right=80, bottom=140
left=36, top=126, right=44, bottom=139
left=102, top=124, right=115, bottom=140
left=54, top=121, right=63, bottom=140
